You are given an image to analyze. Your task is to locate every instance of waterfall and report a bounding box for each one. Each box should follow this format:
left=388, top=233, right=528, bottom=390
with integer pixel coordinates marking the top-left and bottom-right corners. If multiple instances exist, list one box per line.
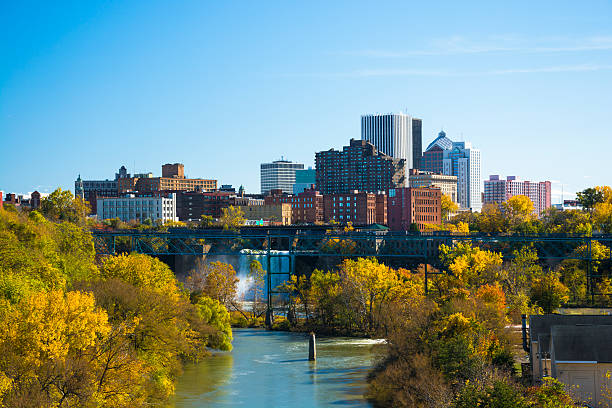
left=237, top=249, right=292, bottom=300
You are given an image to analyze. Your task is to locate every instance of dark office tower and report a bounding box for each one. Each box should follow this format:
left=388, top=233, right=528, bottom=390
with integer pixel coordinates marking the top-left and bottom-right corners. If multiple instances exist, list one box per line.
left=412, top=118, right=422, bottom=169
left=361, top=113, right=422, bottom=169
left=315, top=139, right=406, bottom=194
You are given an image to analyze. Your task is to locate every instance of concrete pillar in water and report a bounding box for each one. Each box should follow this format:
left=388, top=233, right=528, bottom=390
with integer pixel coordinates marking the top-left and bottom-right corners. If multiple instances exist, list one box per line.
left=308, top=332, right=316, bottom=361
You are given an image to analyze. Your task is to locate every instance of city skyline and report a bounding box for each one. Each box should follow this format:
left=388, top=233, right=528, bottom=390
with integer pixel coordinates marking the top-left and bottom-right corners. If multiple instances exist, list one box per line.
left=2, top=1, right=611, bottom=202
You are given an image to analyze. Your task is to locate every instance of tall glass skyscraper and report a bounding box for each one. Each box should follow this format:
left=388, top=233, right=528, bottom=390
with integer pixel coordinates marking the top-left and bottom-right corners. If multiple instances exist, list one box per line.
left=260, top=160, right=304, bottom=195
left=360, top=113, right=422, bottom=169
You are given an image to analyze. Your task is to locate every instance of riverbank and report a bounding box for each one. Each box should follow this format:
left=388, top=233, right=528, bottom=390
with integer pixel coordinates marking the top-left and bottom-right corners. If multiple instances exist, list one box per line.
left=230, top=310, right=386, bottom=338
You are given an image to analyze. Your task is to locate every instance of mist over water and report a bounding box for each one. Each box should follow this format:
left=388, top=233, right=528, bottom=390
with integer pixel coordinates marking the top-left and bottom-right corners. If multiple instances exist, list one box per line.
left=171, top=328, right=381, bottom=407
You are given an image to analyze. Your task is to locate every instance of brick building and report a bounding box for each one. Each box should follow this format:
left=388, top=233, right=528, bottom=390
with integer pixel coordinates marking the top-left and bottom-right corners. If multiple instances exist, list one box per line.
left=264, top=187, right=324, bottom=224
left=387, top=187, right=442, bottom=231
left=323, top=191, right=387, bottom=225
left=315, top=139, right=406, bottom=194
left=117, top=164, right=216, bottom=194
left=162, top=163, right=185, bottom=178
left=176, top=191, right=235, bottom=221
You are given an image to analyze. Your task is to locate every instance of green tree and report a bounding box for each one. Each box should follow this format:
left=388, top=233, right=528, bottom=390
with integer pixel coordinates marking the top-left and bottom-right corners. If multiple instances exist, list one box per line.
left=539, top=207, right=592, bottom=235
left=576, top=187, right=605, bottom=212
left=40, top=188, right=90, bottom=224
left=530, top=271, right=570, bottom=313
left=196, top=296, right=233, bottom=351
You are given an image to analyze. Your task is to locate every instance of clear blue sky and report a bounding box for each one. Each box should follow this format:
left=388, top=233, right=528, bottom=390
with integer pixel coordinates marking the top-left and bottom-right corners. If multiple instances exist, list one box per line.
left=1, top=1, right=611, bottom=202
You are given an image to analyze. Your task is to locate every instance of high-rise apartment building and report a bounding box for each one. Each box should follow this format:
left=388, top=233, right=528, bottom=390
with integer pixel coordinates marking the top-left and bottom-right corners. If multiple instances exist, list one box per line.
left=260, top=160, right=304, bottom=195
left=484, top=175, right=552, bottom=215
left=443, top=142, right=482, bottom=212
left=361, top=113, right=422, bottom=169
left=315, top=139, right=406, bottom=194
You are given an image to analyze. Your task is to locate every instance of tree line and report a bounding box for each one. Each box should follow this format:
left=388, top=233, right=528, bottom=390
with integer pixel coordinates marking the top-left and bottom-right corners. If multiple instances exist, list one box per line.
left=0, top=193, right=234, bottom=407
left=274, top=246, right=603, bottom=406
left=439, top=186, right=612, bottom=235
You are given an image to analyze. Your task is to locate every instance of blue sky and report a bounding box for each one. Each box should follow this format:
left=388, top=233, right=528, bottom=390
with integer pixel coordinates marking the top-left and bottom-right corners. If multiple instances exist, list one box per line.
left=1, top=0, right=611, bottom=202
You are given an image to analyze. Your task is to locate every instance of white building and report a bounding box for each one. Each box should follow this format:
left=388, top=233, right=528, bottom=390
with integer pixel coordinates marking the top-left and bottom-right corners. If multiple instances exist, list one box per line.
left=97, top=194, right=177, bottom=223
left=443, top=142, right=482, bottom=212
left=361, top=113, right=422, bottom=169
left=260, top=160, right=304, bottom=195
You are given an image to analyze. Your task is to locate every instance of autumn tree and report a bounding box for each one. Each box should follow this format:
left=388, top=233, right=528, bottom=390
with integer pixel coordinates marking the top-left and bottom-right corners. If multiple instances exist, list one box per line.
left=442, top=195, right=459, bottom=220
left=200, top=215, right=214, bottom=228
left=530, top=271, right=570, bottom=313
left=0, top=290, right=149, bottom=407
left=247, top=259, right=266, bottom=317
left=218, top=206, right=245, bottom=231
left=186, top=261, right=238, bottom=307
left=577, top=187, right=606, bottom=212
left=438, top=242, right=503, bottom=290
left=593, top=201, right=612, bottom=233
left=476, top=203, right=507, bottom=234
left=539, top=207, right=592, bottom=235
left=40, top=188, right=90, bottom=224
left=309, top=269, right=341, bottom=327
left=100, top=252, right=177, bottom=294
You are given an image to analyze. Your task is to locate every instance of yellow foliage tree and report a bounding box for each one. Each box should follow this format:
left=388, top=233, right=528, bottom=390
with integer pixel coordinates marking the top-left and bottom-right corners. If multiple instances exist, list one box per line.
left=503, top=195, right=535, bottom=224
left=100, top=253, right=178, bottom=294
left=186, top=261, right=238, bottom=307
left=593, top=201, right=612, bottom=233
left=0, top=290, right=149, bottom=407
left=218, top=206, right=245, bottom=231
left=441, top=194, right=459, bottom=220
left=439, top=242, right=503, bottom=288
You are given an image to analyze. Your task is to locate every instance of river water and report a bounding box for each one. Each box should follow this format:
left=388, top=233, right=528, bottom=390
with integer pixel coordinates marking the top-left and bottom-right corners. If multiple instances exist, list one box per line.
left=171, top=328, right=383, bottom=407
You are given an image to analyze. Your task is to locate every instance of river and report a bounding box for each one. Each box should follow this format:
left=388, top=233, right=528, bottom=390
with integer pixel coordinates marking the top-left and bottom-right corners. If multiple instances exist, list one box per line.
left=171, top=328, right=384, bottom=407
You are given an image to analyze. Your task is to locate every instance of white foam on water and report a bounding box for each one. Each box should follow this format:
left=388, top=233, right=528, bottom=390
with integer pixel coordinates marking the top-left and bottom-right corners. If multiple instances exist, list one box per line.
left=322, top=339, right=387, bottom=346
